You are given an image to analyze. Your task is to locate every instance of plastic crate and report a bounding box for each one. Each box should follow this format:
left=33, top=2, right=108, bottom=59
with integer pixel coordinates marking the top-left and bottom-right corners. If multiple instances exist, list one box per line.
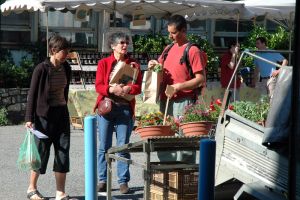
left=150, top=185, right=198, bottom=200
left=151, top=169, right=198, bottom=195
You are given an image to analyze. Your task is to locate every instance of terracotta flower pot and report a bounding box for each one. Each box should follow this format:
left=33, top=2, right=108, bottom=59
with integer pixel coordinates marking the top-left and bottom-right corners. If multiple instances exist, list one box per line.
left=180, top=121, right=214, bottom=136
left=135, top=125, right=174, bottom=140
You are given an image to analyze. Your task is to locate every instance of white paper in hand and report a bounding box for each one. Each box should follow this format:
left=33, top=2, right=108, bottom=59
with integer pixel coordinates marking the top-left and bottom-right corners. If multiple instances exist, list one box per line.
left=29, top=128, right=48, bottom=139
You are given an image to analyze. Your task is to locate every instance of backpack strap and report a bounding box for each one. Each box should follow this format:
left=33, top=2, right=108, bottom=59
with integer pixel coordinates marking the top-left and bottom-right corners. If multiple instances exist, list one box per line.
left=181, top=42, right=207, bottom=100
left=180, top=42, right=197, bottom=78
left=161, top=43, right=175, bottom=64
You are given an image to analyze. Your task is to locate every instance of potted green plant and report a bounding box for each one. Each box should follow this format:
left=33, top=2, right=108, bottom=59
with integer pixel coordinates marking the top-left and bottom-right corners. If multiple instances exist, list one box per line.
left=230, top=97, right=270, bottom=126
left=135, top=111, right=178, bottom=139
left=179, top=99, right=222, bottom=136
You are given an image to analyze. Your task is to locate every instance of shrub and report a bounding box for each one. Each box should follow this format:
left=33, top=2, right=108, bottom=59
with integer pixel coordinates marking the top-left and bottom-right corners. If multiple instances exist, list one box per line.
left=0, top=57, right=34, bottom=88
left=0, top=107, right=9, bottom=126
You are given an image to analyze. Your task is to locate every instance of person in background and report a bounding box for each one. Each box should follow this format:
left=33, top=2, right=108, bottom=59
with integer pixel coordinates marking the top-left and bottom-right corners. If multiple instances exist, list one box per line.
left=220, top=41, right=242, bottom=101
left=94, top=32, right=142, bottom=194
left=254, top=37, right=288, bottom=100
left=25, top=34, right=72, bottom=200
left=148, top=15, right=206, bottom=163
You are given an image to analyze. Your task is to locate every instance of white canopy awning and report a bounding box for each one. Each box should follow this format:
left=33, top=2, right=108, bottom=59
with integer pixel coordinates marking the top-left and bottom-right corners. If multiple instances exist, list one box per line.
left=1, top=0, right=45, bottom=16
left=1, top=0, right=251, bottom=20
left=236, top=0, right=295, bottom=23
left=174, top=0, right=252, bottom=20
left=42, top=0, right=249, bottom=19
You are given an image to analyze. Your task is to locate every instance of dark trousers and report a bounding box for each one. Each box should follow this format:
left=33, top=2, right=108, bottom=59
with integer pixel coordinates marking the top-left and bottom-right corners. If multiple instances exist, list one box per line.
left=34, top=105, right=70, bottom=174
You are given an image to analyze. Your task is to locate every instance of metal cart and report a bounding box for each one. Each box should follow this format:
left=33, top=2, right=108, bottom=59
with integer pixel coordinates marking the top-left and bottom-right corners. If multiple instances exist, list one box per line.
left=106, top=135, right=208, bottom=200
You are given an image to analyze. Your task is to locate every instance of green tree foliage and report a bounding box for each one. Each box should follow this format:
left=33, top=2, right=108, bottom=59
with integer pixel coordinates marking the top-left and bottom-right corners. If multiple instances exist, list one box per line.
left=132, top=34, right=170, bottom=53
left=0, top=56, right=34, bottom=88
left=187, top=34, right=219, bottom=73
left=0, top=40, right=42, bottom=88
left=132, top=33, right=219, bottom=72
left=241, top=25, right=290, bottom=68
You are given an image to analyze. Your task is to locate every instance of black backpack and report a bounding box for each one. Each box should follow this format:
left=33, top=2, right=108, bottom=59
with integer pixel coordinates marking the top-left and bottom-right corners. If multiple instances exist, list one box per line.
left=161, top=42, right=207, bottom=78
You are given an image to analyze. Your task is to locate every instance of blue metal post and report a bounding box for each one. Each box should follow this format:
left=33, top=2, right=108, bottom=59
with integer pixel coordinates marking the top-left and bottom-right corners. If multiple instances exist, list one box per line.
left=198, top=139, right=216, bottom=200
left=84, top=115, right=97, bottom=200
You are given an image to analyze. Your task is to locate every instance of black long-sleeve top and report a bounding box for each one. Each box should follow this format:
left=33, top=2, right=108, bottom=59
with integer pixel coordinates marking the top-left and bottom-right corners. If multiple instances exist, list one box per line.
left=25, top=58, right=71, bottom=122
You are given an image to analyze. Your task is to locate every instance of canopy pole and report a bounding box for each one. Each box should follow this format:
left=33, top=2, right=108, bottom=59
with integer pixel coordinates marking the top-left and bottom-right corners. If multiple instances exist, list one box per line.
left=233, top=13, right=240, bottom=102
left=113, top=0, right=116, bottom=27
left=236, top=13, right=239, bottom=44
left=46, top=10, right=49, bottom=57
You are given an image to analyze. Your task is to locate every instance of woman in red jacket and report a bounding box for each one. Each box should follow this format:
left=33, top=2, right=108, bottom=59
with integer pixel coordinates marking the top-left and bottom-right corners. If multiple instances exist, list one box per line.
left=94, top=32, right=142, bottom=194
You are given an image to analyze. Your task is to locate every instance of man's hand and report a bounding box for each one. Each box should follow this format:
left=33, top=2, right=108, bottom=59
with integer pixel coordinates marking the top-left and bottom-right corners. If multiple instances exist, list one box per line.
left=271, top=69, right=280, bottom=77
left=148, top=60, right=159, bottom=70
left=165, top=84, right=180, bottom=98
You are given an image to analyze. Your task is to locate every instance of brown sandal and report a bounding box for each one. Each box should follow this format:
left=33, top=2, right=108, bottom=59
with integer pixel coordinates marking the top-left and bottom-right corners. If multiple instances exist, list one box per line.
left=27, top=190, right=46, bottom=200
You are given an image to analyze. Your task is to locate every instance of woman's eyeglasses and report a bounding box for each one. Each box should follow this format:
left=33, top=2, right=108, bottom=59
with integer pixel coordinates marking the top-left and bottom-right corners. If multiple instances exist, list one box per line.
left=119, top=41, right=129, bottom=45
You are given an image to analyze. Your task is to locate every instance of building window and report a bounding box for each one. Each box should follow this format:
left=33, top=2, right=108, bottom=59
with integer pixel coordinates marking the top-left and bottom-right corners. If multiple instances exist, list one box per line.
left=214, top=19, right=253, bottom=47
left=0, top=12, right=31, bottom=45
left=39, top=10, right=98, bottom=48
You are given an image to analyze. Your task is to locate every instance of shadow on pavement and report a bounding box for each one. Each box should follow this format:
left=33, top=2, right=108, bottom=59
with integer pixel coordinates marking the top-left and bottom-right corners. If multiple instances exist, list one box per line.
left=98, top=186, right=144, bottom=200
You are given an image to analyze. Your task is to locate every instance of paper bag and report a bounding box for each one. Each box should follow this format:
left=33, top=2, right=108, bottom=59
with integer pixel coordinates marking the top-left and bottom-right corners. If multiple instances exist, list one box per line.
left=109, top=61, right=138, bottom=101
left=142, top=70, right=163, bottom=104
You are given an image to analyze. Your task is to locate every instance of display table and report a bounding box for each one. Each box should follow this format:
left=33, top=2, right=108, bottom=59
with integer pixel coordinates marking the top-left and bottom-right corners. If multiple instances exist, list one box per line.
left=106, top=135, right=208, bottom=200
left=67, top=82, right=262, bottom=129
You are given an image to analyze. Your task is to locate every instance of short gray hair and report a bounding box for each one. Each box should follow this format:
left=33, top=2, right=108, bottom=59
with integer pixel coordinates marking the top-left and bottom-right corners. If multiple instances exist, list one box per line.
left=108, top=32, right=130, bottom=47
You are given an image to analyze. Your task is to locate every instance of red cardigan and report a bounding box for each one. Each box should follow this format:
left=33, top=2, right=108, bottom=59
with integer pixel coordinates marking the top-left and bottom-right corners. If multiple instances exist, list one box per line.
left=94, top=54, right=142, bottom=116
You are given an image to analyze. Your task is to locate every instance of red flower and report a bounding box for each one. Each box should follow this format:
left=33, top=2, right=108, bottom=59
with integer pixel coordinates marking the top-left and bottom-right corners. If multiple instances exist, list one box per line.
left=228, top=105, right=234, bottom=110
left=209, top=101, right=216, bottom=111
left=215, top=99, right=222, bottom=106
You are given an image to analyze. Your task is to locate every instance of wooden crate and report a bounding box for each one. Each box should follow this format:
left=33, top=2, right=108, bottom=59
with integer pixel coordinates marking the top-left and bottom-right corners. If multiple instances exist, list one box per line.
left=150, top=185, right=198, bottom=200
left=70, top=116, right=84, bottom=129
left=151, top=169, right=198, bottom=196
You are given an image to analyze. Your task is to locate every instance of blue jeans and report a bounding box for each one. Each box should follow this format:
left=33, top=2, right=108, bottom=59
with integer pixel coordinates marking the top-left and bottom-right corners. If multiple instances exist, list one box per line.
left=97, top=104, right=133, bottom=184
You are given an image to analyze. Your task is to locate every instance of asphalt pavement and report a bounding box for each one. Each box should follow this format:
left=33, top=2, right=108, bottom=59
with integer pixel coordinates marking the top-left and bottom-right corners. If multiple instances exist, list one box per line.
left=0, top=124, right=147, bottom=200
left=0, top=124, right=241, bottom=200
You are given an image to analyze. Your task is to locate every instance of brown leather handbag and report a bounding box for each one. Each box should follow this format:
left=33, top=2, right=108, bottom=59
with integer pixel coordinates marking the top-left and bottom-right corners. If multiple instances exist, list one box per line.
left=98, top=97, right=112, bottom=116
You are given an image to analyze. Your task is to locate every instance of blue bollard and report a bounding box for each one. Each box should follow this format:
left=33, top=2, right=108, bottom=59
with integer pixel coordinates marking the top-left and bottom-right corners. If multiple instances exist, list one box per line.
left=198, top=139, right=216, bottom=200
left=84, top=115, right=97, bottom=200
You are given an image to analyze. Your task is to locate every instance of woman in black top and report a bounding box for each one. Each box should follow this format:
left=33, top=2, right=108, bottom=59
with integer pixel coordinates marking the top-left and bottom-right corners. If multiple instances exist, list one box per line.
left=25, top=34, right=72, bottom=200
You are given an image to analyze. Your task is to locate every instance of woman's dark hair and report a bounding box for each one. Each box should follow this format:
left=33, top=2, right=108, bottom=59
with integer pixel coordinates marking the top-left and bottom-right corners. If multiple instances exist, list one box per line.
left=48, top=34, right=70, bottom=55
left=167, top=14, right=187, bottom=32
left=228, top=40, right=237, bottom=49
left=108, top=32, right=130, bottom=47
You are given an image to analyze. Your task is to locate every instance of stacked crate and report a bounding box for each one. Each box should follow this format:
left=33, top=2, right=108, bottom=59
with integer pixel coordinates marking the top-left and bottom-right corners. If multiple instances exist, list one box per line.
left=150, top=169, right=198, bottom=200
